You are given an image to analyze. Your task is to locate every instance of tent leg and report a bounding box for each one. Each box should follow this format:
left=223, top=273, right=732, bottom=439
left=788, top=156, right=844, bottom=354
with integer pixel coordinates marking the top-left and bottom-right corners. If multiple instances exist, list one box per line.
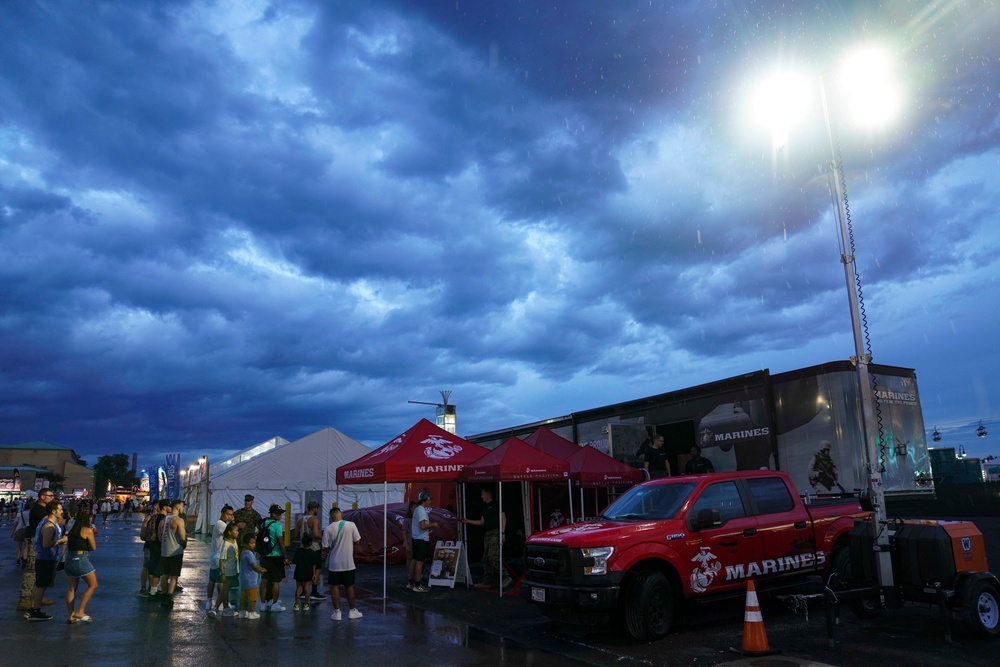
left=383, top=482, right=387, bottom=605
left=567, top=480, right=574, bottom=525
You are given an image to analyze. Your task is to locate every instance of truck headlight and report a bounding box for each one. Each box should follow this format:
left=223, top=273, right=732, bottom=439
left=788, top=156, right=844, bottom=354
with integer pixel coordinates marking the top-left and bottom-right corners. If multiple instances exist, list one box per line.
left=580, top=547, right=615, bottom=575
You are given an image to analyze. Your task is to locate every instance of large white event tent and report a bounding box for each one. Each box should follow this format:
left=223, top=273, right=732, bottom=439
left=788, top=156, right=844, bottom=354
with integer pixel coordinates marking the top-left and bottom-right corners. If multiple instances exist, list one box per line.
left=207, top=427, right=404, bottom=524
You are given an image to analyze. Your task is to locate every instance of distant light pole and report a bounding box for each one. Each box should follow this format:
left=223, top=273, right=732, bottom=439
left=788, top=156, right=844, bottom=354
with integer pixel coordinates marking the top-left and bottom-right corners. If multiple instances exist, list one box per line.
left=753, top=46, right=901, bottom=592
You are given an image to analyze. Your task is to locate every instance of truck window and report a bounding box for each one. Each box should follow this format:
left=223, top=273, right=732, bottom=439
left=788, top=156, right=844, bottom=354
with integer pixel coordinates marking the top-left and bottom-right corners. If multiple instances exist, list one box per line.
left=601, top=482, right=695, bottom=520
left=746, top=477, right=795, bottom=515
left=691, top=481, right=746, bottom=523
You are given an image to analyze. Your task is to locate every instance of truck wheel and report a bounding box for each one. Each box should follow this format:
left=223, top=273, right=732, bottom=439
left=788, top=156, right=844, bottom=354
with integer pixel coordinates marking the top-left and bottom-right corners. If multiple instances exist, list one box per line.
left=963, top=580, right=1000, bottom=638
left=624, top=571, right=673, bottom=640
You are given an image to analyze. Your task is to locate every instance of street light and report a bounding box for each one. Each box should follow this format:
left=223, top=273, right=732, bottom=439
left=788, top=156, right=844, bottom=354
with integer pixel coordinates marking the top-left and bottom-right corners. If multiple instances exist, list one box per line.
left=753, top=46, right=901, bottom=593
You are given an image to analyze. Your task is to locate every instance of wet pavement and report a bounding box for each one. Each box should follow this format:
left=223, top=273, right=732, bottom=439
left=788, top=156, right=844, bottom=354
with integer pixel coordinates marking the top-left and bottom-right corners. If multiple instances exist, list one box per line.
left=0, top=516, right=584, bottom=667
left=4, top=514, right=998, bottom=666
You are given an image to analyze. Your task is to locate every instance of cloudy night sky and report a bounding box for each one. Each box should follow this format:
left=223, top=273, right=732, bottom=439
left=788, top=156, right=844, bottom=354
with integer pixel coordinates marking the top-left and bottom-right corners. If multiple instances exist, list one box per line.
left=2, top=0, right=998, bottom=468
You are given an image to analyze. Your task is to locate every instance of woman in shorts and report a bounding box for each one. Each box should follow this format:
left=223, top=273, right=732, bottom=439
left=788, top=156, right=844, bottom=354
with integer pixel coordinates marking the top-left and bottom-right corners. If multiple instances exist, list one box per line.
left=65, top=506, right=99, bottom=623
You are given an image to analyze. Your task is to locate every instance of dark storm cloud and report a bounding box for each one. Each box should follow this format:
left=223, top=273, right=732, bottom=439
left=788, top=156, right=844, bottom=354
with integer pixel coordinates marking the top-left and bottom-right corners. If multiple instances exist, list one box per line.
left=1, top=0, right=998, bottom=463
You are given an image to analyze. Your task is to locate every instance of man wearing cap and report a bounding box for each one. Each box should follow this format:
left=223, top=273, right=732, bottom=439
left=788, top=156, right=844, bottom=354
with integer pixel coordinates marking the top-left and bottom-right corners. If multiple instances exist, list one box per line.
left=233, top=494, right=262, bottom=541
left=296, top=501, right=326, bottom=603
left=409, top=492, right=438, bottom=593
left=260, top=504, right=289, bottom=612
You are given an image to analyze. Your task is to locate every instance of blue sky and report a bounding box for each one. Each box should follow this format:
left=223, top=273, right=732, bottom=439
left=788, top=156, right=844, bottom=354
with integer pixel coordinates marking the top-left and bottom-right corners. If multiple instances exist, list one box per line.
left=1, top=1, right=998, bottom=468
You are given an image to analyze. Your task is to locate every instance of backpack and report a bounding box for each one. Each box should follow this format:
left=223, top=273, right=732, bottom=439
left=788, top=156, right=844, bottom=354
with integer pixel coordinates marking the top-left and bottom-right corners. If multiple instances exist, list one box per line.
left=255, top=519, right=274, bottom=555
left=146, top=514, right=164, bottom=544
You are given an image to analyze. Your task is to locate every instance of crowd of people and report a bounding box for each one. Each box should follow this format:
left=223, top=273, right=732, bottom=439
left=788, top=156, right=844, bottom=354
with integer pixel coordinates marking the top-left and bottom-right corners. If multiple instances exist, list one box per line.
left=10, top=487, right=513, bottom=624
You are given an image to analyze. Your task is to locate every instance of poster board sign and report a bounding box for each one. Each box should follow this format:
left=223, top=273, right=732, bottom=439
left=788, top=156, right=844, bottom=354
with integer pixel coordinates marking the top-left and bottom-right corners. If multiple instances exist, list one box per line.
left=428, top=540, right=468, bottom=589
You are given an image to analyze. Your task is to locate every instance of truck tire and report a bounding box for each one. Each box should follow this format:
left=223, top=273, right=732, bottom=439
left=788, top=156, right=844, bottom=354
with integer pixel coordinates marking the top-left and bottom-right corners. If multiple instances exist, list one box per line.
left=963, top=579, right=1000, bottom=638
left=624, top=571, right=673, bottom=640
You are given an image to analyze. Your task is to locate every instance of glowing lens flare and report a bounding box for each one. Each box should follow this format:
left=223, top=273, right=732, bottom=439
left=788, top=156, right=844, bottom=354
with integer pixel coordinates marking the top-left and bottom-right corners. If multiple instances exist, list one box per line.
left=836, top=47, right=900, bottom=128
left=752, top=70, right=812, bottom=149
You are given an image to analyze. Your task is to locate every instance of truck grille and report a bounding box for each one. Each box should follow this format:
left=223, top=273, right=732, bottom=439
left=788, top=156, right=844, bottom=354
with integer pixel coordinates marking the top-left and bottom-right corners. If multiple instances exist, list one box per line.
left=524, top=544, right=573, bottom=583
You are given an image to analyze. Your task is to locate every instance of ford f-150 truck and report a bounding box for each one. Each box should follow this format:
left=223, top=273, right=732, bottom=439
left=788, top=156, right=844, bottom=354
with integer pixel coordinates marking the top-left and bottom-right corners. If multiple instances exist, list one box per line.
left=522, top=470, right=868, bottom=639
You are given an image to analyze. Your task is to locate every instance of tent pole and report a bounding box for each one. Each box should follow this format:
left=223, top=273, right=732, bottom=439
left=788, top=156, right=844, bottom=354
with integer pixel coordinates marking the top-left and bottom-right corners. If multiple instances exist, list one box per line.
left=499, top=482, right=503, bottom=598
left=567, top=480, right=573, bottom=525
left=536, top=485, right=541, bottom=533
left=383, top=481, right=387, bottom=605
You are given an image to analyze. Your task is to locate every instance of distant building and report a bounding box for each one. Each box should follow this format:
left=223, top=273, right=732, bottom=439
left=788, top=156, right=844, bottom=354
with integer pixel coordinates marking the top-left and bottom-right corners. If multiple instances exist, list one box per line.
left=0, top=440, right=94, bottom=497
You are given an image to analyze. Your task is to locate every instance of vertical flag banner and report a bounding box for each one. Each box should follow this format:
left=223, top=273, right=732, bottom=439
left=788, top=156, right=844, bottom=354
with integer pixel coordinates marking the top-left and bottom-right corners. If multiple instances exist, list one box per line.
left=165, top=454, right=180, bottom=499
left=150, top=466, right=160, bottom=500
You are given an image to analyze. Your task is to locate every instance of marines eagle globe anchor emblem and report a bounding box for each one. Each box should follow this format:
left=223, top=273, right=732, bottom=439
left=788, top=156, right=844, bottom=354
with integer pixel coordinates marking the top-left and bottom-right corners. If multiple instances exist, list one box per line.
left=690, top=546, right=721, bottom=593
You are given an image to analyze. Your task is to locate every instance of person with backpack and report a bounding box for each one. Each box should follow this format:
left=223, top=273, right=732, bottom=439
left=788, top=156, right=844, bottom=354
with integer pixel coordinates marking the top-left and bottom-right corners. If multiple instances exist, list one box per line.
left=11, top=503, right=30, bottom=567
left=257, top=504, right=289, bottom=612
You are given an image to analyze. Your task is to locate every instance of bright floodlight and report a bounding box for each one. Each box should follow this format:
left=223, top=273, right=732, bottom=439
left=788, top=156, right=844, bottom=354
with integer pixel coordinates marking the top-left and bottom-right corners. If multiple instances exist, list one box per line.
left=752, top=69, right=811, bottom=149
left=837, top=47, right=900, bottom=128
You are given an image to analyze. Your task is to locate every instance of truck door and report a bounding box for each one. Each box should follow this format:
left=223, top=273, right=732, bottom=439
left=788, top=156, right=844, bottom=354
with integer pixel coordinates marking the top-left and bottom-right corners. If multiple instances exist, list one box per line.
left=684, top=480, right=759, bottom=596
left=744, top=476, right=818, bottom=582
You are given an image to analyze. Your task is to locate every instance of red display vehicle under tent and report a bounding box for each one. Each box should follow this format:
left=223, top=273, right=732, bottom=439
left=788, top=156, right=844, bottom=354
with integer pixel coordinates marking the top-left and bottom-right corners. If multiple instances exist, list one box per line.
left=460, top=436, right=571, bottom=596
left=335, top=419, right=490, bottom=598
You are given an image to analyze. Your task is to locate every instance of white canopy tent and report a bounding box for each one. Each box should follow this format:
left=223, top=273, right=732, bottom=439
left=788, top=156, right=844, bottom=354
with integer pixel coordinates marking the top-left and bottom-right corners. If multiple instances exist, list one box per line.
left=207, top=427, right=404, bottom=526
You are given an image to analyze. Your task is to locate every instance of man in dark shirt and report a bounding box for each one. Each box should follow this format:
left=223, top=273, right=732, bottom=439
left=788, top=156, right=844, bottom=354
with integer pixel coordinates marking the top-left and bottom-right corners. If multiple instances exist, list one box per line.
left=18, top=488, right=55, bottom=612
left=684, top=445, right=716, bottom=474
left=461, top=487, right=508, bottom=590
left=644, top=436, right=671, bottom=479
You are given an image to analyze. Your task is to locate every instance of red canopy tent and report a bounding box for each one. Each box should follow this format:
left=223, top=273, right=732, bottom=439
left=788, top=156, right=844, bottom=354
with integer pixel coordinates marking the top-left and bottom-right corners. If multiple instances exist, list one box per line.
left=565, top=444, right=645, bottom=520
left=336, top=418, right=490, bottom=485
left=335, top=419, right=491, bottom=596
left=461, top=436, right=570, bottom=595
left=522, top=426, right=582, bottom=459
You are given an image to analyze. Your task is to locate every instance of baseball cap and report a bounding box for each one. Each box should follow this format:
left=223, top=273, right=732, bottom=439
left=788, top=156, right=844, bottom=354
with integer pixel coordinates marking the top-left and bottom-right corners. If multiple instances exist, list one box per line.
left=269, top=504, right=285, bottom=515
left=244, top=494, right=254, bottom=501
left=418, top=491, right=431, bottom=502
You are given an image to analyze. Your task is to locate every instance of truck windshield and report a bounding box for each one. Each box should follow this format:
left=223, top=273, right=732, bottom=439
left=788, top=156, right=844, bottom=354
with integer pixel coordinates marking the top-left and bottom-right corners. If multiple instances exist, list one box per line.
left=601, top=482, right=695, bottom=521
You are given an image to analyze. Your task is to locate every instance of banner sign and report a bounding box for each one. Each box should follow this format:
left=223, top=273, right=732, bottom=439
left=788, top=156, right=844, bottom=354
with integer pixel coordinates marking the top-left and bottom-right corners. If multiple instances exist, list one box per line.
left=165, top=454, right=181, bottom=500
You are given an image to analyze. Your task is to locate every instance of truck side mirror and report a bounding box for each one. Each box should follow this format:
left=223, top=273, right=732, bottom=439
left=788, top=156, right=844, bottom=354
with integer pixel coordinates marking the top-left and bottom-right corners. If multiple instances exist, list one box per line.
left=689, top=508, right=722, bottom=531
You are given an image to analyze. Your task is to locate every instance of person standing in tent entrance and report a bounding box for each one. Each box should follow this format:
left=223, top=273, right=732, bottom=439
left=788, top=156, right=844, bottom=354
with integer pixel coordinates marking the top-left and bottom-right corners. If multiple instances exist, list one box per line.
left=409, top=492, right=438, bottom=593
left=644, top=435, right=671, bottom=479
left=460, top=486, right=509, bottom=591
left=233, top=494, right=262, bottom=541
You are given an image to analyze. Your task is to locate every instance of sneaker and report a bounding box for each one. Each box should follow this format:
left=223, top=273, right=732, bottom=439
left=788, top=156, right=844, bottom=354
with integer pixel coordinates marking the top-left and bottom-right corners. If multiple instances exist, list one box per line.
left=310, top=592, right=326, bottom=601
left=202, top=599, right=213, bottom=610
left=270, top=603, right=286, bottom=612
left=348, top=608, right=363, bottom=620
left=206, top=609, right=217, bottom=618
left=238, top=611, right=247, bottom=619
left=292, top=603, right=301, bottom=611
left=330, top=609, right=342, bottom=621
left=161, top=595, right=174, bottom=609
left=473, top=582, right=491, bottom=590
left=262, top=601, right=271, bottom=611
left=221, top=608, right=236, bottom=616
left=501, top=576, right=514, bottom=589
left=412, top=584, right=431, bottom=593
left=175, top=584, right=184, bottom=592
left=41, top=598, right=54, bottom=606
left=405, top=582, right=414, bottom=590
left=247, top=611, right=260, bottom=619
left=137, top=588, right=150, bottom=598
left=26, top=609, right=52, bottom=622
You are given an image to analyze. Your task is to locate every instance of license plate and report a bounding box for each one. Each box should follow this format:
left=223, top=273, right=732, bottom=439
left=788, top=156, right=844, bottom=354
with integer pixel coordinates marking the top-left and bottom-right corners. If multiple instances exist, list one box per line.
left=531, top=586, right=546, bottom=602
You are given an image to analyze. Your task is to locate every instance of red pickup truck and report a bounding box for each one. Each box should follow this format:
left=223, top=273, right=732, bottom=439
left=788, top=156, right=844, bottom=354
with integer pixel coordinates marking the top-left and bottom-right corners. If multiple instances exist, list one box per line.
left=523, top=470, right=868, bottom=639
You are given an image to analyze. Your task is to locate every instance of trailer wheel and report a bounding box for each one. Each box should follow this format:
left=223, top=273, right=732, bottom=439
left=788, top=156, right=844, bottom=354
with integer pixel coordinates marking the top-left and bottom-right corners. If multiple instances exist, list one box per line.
left=831, top=547, right=881, bottom=619
left=624, top=571, right=674, bottom=640
left=963, top=580, right=1000, bottom=638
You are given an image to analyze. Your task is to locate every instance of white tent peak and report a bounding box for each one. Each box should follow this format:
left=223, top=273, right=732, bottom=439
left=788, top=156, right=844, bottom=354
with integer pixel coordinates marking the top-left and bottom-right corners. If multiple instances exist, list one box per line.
left=213, top=435, right=290, bottom=476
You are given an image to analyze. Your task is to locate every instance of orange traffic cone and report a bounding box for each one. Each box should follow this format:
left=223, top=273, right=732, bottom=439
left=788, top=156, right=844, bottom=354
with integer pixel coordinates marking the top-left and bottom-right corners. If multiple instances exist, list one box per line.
left=731, top=579, right=778, bottom=656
